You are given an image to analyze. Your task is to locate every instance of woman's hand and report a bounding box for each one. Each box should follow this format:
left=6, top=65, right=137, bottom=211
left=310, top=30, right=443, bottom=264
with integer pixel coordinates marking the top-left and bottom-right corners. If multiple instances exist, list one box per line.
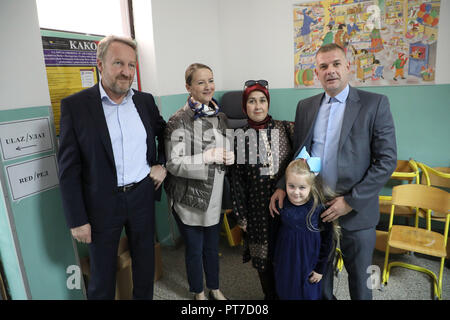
left=239, top=224, right=247, bottom=233
left=224, top=150, right=235, bottom=166
left=203, top=148, right=225, bottom=164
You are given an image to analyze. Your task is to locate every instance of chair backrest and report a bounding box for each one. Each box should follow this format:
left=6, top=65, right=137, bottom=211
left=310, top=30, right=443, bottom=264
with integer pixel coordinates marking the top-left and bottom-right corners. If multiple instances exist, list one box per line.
left=220, top=91, right=247, bottom=210
left=390, top=159, right=420, bottom=182
left=220, top=90, right=247, bottom=129
left=418, top=162, right=450, bottom=189
left=392, top=184, right=450, bottom=215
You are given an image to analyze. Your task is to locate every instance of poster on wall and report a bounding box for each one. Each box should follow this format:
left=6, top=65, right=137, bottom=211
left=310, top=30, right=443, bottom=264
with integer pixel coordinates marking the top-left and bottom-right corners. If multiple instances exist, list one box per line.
left=41, top=31, right=141, bottom=135
left=293, top=0, right=440, bottom=88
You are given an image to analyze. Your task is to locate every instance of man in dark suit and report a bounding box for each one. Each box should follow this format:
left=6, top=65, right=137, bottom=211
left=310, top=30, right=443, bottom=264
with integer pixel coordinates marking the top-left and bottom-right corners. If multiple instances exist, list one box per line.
left=270, top=43, right=397, bottom=299
left=58, top=35, right=166, bottom=299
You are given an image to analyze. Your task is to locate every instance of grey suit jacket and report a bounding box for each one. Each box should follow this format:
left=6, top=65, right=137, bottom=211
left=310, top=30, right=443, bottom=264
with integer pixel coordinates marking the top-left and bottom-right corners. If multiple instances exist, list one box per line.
left=284, top=86, right=397, bottom=231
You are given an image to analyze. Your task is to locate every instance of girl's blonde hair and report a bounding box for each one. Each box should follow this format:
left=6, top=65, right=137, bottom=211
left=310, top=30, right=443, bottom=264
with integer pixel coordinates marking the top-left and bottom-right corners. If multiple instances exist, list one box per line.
left=285, top=159, right=341, bottom=250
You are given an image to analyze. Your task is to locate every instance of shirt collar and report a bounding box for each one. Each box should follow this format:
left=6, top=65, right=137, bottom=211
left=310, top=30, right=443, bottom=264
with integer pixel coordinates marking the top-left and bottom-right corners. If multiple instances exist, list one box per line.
left=99, top=81, right=134, bottom=104
left=325, top=84, right=349, bottom=104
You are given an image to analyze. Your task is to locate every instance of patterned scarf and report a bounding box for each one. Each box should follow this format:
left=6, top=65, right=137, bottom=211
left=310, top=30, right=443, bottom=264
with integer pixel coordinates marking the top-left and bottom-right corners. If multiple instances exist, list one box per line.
left=188, top=96, right=220, bottom=120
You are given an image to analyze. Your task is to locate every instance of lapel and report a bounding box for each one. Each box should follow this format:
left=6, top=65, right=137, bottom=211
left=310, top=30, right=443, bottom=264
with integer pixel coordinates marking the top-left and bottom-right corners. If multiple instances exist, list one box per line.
left=338, top=86, right=361, bottom=151
left=86, top=84, right=115, bottom=166
left=304, top=93, right=325, bottom=151
left=132, top=91, right=154, bottom=142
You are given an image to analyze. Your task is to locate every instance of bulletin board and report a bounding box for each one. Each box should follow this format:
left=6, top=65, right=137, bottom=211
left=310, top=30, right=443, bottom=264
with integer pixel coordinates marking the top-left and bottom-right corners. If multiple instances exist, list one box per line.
left=40, top=29, right=141, bottom=135
left=293, top=0, right=441, bottom=88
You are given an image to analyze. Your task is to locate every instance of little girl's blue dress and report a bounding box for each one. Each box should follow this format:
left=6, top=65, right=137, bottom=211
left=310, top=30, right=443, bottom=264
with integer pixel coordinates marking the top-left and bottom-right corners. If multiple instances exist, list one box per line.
left=273, top=198, right=333, bottom=300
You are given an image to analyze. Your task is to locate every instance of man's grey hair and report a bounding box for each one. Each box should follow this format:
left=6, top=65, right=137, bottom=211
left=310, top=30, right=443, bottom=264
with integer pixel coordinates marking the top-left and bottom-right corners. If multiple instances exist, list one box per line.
left=96, top=35, right=137, bottom=61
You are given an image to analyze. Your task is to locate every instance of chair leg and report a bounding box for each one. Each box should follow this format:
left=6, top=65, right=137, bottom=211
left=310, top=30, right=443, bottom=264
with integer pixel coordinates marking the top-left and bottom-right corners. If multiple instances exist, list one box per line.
left=437, top=257, right=445, bottom=300
left=222, top=210, right=235, bottom=246
left=382, top=243, right=391, bottom=285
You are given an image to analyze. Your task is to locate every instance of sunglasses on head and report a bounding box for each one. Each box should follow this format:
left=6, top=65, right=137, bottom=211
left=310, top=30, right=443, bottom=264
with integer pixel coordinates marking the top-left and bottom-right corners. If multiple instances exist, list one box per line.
left=244, top=80, right=269, bottom=88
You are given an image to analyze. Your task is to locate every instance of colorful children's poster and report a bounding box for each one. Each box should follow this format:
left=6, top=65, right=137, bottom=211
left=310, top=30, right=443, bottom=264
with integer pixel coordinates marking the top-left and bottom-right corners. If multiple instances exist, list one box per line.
left=293, top=0, right=441, bottom=88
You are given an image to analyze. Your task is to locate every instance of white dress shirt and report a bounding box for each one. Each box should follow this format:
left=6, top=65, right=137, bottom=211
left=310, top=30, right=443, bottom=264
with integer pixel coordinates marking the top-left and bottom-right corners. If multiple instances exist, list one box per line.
left=100, top=83, right=151, bottom=186
left=311, top=85, right=349, bottom=191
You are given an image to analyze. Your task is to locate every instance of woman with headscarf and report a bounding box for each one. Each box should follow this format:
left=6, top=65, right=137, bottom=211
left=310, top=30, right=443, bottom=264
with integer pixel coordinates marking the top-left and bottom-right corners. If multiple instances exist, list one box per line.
left=229, top=80, right=294, bottom=299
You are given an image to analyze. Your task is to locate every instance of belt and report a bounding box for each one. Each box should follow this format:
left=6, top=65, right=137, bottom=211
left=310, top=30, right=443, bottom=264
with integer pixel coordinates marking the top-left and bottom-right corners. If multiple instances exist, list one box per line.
left=117, top=176, right=148, bottom=193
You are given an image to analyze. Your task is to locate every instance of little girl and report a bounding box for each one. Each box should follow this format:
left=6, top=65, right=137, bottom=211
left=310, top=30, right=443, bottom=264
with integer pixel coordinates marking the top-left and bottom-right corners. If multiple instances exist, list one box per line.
left=273, top=158, right=339, bottom=300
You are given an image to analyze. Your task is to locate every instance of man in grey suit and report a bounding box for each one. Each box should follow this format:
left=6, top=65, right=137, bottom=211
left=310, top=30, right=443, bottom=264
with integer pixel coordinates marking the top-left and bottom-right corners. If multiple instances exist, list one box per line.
left=270, top=43, right=397, bottom=300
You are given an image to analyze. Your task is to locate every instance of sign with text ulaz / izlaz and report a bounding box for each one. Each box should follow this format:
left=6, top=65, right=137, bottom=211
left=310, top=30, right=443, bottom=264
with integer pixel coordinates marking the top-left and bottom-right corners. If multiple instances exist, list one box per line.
left=0, top=117, right=59, bottom=201
left=0, top=117, right=53, bottom=160
left=0, top=106, right=85, bottom=299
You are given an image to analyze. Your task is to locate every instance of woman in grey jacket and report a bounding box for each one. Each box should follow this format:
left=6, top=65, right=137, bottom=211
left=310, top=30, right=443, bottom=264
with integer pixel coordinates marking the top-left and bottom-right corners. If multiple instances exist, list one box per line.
left=164, top=63, right=234, bottom=300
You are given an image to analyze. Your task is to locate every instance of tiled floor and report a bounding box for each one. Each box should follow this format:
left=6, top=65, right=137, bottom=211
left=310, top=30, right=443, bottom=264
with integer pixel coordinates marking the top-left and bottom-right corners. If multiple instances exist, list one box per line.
left=154, top=237, right=450, bottom=300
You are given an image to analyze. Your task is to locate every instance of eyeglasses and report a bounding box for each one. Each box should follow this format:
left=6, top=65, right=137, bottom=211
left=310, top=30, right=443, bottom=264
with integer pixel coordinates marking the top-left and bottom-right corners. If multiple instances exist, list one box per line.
left=244, top=80, right=269, bottom=88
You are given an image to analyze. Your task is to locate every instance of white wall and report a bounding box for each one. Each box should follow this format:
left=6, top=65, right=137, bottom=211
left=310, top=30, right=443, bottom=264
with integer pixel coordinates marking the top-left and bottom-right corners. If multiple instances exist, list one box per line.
left=133, top=0, right=160, bottom=95
left=139, top=0, right=450, bottom=96
left=138, top=0, right=224, bottom=96
left=36, top=0, right=128, bottom=37
left=218, top=0, right=293, bottom=91
left=0, top=0, right=51, bottom=110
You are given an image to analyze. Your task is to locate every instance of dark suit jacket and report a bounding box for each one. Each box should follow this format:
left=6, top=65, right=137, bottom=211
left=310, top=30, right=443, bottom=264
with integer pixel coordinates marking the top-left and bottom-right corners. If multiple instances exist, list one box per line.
left=288, top=86, right=397, bottom=231
left=57, top=83, right=166, bottom=229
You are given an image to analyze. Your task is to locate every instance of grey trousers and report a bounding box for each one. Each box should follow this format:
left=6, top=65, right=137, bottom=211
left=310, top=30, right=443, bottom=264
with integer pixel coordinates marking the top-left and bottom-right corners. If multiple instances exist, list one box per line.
left=322, top=226, right=376, bottom=300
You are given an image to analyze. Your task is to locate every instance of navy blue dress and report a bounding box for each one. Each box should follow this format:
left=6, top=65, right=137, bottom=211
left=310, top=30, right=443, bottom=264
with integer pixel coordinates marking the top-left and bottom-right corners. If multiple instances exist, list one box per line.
left=273, top=198, right=333, bottom=300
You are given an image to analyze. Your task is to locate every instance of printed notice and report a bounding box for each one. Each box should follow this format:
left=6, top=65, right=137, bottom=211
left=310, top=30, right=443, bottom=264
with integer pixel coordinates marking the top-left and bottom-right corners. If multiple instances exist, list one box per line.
left=80, top=68, right=95, bottom=87
left=0, top=117, right=53, bottom=161
left=6, top=155, right=59, bottom=201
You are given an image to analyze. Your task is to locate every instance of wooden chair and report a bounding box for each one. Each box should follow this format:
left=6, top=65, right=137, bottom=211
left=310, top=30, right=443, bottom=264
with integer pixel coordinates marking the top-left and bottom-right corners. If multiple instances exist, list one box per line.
left=375, top=159, right=420, bottom=253
left=416, top=163, right=450, bottom=228
left=381, top=184, right=450, bottom=300
left=221, top=209, right=242, bottom=247
left=417, top=163, right=450, bottom=259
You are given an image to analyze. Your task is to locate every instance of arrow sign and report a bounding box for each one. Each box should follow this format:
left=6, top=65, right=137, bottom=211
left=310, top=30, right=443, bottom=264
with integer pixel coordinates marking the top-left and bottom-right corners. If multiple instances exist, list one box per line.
left=0, top=117, right=53, bottom=160
left=16, top=145, right=37, bottom=151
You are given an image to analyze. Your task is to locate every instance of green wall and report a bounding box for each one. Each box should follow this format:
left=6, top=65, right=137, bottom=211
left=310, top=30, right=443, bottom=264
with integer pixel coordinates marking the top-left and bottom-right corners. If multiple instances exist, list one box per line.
left=158, top=85, right=450, bottom=167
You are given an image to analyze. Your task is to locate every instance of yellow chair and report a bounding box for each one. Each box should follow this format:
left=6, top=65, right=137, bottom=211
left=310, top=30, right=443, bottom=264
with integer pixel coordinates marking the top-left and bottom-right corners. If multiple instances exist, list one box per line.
left=416, top=163, right=450, bottom=229
left=417, top=163, right=450, bottom=260
left=221, top=209, right=243, bottom=247
left=375, top=159, right=421, bottom=253
left=381, top=184, right=450, bottom=300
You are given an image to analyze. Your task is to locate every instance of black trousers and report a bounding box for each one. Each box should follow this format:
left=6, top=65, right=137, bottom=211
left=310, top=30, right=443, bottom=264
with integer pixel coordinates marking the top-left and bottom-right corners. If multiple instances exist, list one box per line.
left=258, top=266, right=278, bottom=300
left=87, top=176, right=155, bottom=300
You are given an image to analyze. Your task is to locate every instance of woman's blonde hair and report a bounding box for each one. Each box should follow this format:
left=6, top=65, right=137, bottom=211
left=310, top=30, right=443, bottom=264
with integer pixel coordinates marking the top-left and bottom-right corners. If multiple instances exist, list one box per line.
left=185, top=63, right=212, bottom=85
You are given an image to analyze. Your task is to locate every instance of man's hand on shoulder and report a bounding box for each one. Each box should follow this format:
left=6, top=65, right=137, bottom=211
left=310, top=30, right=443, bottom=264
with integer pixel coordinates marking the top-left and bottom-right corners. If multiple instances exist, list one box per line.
left=269, top=188, right=286, bottom=217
